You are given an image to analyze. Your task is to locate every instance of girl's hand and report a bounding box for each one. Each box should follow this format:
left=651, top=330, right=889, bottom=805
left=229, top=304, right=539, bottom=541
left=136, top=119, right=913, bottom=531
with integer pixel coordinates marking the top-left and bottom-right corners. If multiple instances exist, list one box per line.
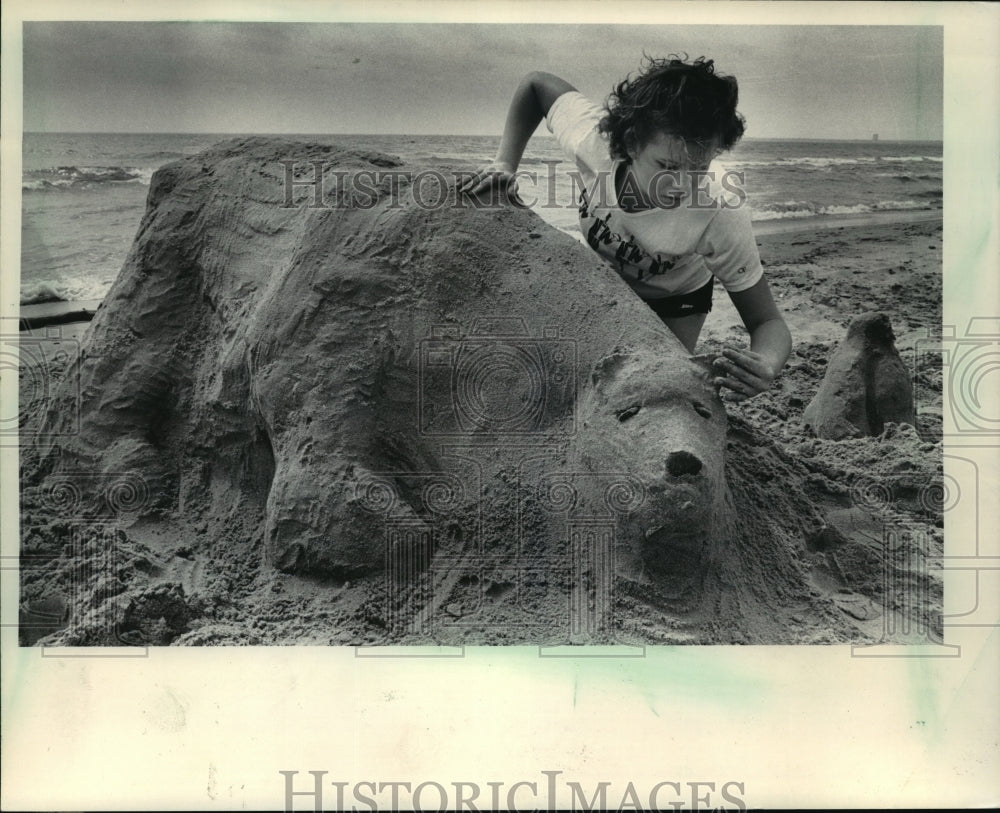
left=712, top=346, right=777, bottom=402
left=456, top=162, right=527, bottom=208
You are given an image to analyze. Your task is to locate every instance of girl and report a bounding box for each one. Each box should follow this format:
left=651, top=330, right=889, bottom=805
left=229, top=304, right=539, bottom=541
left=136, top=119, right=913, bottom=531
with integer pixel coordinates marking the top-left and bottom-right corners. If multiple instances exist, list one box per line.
left=459, top=55, right=791, bottom=402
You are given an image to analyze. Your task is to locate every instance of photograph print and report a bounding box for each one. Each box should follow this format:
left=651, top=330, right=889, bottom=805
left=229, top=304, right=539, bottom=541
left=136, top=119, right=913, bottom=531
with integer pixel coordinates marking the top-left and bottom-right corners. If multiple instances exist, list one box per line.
left=15, top=21, right=946, bottom=647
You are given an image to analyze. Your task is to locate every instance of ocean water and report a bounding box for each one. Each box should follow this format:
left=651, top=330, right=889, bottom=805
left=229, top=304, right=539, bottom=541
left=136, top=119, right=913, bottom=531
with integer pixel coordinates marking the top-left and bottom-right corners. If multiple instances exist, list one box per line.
left=19, top=132, right=942, bottom=304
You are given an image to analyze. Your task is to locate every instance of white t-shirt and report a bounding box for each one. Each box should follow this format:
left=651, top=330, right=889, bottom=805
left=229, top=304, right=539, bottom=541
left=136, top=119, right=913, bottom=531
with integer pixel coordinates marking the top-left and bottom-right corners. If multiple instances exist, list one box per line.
left=545, top=91, right=763, bottom=299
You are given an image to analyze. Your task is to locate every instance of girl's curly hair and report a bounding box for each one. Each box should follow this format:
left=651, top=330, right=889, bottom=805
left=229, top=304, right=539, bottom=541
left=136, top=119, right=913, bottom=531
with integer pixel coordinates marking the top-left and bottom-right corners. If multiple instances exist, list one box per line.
left=598, top=54, right=746, bottom=162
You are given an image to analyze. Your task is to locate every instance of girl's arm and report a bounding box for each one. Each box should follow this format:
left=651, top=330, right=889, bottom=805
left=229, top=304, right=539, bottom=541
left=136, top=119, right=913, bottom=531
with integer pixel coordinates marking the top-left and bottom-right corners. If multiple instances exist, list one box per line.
left=713, top=277, right=792, bottom=401
left=459, top=71, right=577, bottom=201
left=494, top=71, right=578, bottom=171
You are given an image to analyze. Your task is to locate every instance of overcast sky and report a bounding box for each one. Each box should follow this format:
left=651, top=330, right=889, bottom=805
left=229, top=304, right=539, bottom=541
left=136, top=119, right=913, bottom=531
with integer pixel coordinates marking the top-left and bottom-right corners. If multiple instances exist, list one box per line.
left=22, top=22, right=942, bottom=140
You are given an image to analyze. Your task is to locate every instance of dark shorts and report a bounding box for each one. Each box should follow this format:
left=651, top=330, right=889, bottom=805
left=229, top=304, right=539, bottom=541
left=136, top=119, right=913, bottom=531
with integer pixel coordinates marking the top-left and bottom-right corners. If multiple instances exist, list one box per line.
left=642, top=278, right=714, bottom=320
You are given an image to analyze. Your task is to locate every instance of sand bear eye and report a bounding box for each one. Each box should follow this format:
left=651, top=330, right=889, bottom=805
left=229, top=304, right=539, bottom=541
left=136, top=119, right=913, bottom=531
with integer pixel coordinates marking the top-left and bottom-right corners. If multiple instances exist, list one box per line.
left=692, top=401, right=712, bottom=419
left=616, top=404, right=641, bottom=422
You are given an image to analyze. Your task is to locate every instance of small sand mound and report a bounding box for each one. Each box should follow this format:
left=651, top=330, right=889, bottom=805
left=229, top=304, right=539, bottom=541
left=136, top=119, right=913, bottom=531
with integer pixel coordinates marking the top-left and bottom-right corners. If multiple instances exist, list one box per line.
left=804, top=312, right=915, bottom=439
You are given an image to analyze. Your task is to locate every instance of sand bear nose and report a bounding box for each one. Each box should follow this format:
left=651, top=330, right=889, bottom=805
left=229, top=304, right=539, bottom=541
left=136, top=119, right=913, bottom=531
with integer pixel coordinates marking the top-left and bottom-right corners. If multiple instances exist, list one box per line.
left=666, top=451, right=703, bottom=477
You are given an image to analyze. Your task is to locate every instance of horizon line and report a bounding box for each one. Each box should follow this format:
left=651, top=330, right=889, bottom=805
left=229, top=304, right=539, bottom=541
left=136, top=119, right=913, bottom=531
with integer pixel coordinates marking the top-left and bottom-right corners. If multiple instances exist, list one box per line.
left=21, top=131, right=945, bottom=143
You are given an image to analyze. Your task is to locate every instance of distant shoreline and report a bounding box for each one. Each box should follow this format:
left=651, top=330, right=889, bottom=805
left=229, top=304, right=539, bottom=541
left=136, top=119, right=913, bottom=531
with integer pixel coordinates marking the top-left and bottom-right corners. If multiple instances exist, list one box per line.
left=753, top=207, right=942, bottom=236
left=21, top=131, right=945, bottom=144
left=19, top=209, right=942, bottom=326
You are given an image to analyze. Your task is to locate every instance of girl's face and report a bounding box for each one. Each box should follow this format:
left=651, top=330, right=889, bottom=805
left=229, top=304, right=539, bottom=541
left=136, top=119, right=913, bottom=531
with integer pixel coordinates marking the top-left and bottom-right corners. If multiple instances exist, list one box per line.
left=626, top=131, right=720, bottom=210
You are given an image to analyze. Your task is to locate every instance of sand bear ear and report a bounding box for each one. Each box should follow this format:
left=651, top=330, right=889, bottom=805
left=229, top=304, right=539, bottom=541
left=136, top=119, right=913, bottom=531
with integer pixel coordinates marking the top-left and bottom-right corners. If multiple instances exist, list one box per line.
left=590, top=349, right=630, bottom=387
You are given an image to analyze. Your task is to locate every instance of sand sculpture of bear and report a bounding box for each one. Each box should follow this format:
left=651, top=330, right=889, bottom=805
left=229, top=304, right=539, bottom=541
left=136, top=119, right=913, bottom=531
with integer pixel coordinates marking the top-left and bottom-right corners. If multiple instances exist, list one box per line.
left=34, top=138, right=727, bottom=585
left=26, top=137, right=896, bottom=642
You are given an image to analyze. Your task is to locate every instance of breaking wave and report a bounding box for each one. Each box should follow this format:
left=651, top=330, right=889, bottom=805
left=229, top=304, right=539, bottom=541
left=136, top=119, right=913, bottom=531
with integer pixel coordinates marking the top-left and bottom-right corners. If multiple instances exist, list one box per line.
left=751, top=199, right=938, bottom=221
left=734, top=155, right=942, bottom=170
left=23, top=165, right=155, bottom=191
left=20, top=277, right=110, bottom=305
